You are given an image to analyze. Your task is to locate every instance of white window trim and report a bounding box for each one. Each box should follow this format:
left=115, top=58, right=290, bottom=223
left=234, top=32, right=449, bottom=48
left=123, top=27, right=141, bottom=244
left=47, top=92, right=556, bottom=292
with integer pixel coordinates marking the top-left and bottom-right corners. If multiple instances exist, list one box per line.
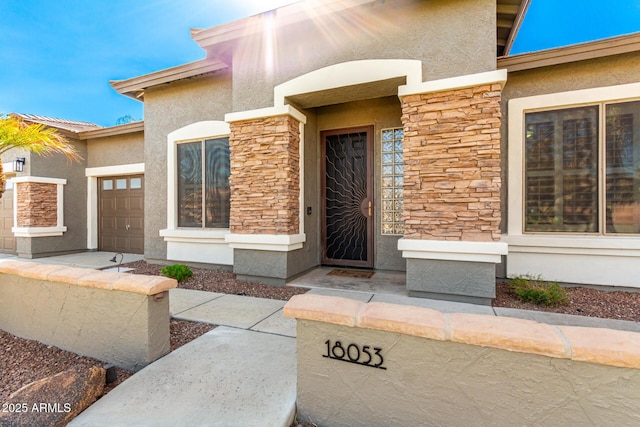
left=12, top=176, right=67, bottom=237
left=162, top=121, right=234, bottom=264
left=508, top=81, right=640, bottom=238
left=505, top=82, right=640, bottom=287
left=85, top=163, right=145, bottom=249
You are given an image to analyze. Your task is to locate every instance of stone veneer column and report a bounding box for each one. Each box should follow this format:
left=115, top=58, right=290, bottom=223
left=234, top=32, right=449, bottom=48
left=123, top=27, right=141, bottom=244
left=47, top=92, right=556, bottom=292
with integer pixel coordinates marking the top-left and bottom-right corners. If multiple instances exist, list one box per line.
left=16, top=182, right=58, bottom=227
left=225, top=105, right=307, bottom=286
left=12, top=176, right=67, bottom=238
left=398, top=70, right=508, bottom=305
left=228, top=115, right=300, bottom=235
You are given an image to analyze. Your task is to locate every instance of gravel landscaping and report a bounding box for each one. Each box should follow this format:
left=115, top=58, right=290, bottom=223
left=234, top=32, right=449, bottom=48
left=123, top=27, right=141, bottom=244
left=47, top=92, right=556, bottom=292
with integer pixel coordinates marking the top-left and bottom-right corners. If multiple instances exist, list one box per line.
left=0, top=319, right=215, bottom=402
left=2, top=261, right=639, bottom=407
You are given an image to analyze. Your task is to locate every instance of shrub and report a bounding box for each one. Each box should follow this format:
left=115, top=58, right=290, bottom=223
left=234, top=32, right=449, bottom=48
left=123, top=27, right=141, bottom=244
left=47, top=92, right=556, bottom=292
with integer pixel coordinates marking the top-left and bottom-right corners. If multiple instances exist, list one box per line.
left=509, top=275, right=569, bottom=307
left=161, top=264, right=193, bottom=283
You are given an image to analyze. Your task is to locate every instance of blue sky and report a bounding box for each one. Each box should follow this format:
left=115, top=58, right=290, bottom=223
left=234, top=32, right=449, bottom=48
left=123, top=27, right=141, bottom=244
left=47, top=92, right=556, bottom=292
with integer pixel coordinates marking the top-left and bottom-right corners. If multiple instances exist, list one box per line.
left=1, top=0, right=639, bottom=127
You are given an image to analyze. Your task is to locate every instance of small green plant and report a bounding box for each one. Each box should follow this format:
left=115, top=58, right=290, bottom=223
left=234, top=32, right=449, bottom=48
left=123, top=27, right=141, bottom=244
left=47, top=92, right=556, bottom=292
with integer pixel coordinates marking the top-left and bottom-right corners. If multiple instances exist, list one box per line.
left=509, top=275, right=569, bottom=307
left=161, top=264, right=193, bottom=283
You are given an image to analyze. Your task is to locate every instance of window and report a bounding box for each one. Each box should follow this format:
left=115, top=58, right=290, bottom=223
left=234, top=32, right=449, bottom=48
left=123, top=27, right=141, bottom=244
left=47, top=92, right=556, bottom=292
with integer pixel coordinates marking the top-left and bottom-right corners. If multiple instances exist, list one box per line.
left=116, top=178, right=127, bottom=190
left=177, top=137, right=230, bottom=228
left=524, top=101, right=640, bottom=234
left=381, top=127, right=404, bottom=235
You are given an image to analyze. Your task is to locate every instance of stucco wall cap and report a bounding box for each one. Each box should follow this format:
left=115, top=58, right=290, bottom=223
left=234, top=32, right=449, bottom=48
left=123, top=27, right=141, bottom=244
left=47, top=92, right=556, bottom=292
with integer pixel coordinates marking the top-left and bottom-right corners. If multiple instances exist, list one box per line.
left=15, top=263, right=67, bottom=281
left=113, top=274, right=177, bottom=295
left=448, top=313, right=569, bottom=358
left=47, top=267, right=97, bottom=285
left=284, top=294, right=363, bottom=327
left=0, top=260, right=33, bottom=275
left=77, top=271, right=126, bottom=291
left=559, top=326, right=640, bottom=369
left=358, top=302, right=447, bottom=341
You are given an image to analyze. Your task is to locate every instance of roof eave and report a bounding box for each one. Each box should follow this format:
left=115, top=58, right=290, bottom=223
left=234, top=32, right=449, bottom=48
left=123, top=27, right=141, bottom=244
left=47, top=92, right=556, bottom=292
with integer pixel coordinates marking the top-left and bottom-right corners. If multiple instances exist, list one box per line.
left=110, top=59, right=229, bottom=100
left=498, top=32, right=640, bottom=72
left=191, top=0, right=377, bottom=49
left=501, top=0, right=530, bottom=56
left=78, top=121, right=144, bottom=139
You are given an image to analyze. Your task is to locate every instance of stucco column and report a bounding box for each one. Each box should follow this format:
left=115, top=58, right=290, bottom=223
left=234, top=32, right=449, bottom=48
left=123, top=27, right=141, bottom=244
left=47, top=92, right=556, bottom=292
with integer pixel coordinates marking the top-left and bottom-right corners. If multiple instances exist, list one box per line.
left=225, top=105, right=307, bottom=286
left=397, top=70, right=508, bottom=304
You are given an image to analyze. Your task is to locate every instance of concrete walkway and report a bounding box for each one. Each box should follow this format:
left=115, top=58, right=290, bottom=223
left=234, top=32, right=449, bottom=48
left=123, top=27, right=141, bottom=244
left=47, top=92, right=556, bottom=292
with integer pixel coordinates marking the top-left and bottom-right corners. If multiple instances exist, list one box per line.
left=3, top=251, right=144, bottom=270
left=70, top=285, right=640, bottom=427
left=70, top=288, right=298, bottom=427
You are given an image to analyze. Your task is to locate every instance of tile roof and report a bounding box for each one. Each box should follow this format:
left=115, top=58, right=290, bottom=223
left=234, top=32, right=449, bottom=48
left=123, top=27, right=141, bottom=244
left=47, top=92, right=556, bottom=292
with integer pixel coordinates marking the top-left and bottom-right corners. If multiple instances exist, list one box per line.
left=13, top=113, right=102, bottom=133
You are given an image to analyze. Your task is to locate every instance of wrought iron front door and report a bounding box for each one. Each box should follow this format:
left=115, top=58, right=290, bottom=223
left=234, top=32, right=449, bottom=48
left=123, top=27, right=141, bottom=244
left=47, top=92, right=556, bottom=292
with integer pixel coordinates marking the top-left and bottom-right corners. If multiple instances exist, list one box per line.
left=321, top=126, right=374, bottom=268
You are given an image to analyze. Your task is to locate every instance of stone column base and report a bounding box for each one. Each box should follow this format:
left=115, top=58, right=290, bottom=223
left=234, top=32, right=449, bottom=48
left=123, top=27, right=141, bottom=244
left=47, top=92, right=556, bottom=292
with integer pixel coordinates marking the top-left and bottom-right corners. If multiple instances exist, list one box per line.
left=399, top=239, right=508, bottom=305
left=226, top=233, right=306, bottom=287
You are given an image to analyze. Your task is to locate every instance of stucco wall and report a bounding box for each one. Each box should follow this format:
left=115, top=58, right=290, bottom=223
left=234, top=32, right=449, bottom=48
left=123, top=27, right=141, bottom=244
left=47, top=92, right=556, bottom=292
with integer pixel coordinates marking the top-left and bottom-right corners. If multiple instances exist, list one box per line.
left=285, top=295, right=640, bottom=426
left=16, top=137, right=88, bottom=257
left=143, top=71, right=233, bottom=261
left=230, top=0, right=496, bottom=112
left=86, top=131, right=144, bottom=168
left=500, top=51, right=640, bottom=234
left=0, top=260, right=176, bottom=371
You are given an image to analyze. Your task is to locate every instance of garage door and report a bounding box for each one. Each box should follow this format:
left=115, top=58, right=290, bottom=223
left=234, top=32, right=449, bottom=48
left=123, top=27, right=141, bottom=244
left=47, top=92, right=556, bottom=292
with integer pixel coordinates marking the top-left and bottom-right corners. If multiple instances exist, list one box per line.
left=99, top=175, right=144, bottom=254
left=0, top=185, right=16, bottom=254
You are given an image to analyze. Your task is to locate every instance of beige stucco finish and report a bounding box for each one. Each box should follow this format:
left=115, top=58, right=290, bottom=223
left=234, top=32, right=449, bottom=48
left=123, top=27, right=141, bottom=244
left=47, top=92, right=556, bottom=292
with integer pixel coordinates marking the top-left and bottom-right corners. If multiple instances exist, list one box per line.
left=0, top=261, right=176, bottom=370
left=295, top=320, right=640, bottom=427
left=286, top=295, right=640, bottom=426
left=230, top=0, right=497, bottom=112
left=86, top=131, right=144, bottom=168
left=143, top=72, right=233, bottom=260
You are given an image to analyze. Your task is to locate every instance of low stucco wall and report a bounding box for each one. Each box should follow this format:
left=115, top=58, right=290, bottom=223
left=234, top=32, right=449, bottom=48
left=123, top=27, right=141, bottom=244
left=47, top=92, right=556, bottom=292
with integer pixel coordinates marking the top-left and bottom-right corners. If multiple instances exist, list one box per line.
left=0, top=260, right=177, bottom=371
left=284, top=295, right=640, bottom=427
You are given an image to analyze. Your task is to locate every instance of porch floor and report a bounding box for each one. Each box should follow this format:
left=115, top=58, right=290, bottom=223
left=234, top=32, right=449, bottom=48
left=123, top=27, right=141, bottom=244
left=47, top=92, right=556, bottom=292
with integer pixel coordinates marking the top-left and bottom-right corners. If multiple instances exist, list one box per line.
left=287, top=266, right=407, bottom=297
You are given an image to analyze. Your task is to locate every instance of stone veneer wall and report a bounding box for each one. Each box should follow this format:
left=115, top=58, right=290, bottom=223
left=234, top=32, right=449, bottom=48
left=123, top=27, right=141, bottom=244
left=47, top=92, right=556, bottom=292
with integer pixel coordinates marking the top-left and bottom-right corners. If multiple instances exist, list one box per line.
left=16, top=182, right=58, bottom=227
left=228, top=115, right=300, bottom=234
left=401, top=84, right=503, bottom=242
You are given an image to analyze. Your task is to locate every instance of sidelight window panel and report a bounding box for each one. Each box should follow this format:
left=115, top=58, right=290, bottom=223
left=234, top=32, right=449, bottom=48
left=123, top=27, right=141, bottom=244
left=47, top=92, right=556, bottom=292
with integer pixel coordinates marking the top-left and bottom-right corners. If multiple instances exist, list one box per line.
left=381, top=127, right=404, bottom=235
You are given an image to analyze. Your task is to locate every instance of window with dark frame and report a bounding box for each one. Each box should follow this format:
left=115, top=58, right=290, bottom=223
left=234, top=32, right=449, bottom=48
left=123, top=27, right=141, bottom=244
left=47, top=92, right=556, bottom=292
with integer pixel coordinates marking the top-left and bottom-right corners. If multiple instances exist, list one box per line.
left=177, top=137, right=230, bottom=228
left=524, top=101, right=640, bottom=235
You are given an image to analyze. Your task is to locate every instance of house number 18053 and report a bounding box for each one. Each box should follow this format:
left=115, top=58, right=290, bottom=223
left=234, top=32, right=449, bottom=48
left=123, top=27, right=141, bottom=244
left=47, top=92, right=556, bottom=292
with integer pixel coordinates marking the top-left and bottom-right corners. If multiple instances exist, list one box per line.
left=323, top=340, right=386, bottom=370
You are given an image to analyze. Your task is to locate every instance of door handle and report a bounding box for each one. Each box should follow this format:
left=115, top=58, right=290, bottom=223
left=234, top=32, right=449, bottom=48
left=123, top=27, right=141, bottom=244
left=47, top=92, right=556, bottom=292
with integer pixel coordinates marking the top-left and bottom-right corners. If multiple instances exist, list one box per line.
left=368, top=201, right=372, bottom=217
left=126, top=224, right=130, bottom=230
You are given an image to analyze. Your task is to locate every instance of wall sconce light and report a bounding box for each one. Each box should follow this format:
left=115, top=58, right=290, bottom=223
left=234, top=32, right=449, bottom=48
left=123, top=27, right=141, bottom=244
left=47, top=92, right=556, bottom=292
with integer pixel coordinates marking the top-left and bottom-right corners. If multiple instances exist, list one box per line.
left=12, top=158, right=25, bottom=173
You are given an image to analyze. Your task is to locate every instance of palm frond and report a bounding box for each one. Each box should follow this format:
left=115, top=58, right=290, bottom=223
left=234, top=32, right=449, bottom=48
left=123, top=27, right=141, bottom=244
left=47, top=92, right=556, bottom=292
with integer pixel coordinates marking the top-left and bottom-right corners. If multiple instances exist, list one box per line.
left=0, top=115, right=83, bottom=162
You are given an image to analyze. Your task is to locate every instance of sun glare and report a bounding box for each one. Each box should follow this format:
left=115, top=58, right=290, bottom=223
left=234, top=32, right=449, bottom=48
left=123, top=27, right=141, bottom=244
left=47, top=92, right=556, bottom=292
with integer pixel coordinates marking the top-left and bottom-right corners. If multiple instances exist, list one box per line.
left=237, top=0, right=299, bottom=16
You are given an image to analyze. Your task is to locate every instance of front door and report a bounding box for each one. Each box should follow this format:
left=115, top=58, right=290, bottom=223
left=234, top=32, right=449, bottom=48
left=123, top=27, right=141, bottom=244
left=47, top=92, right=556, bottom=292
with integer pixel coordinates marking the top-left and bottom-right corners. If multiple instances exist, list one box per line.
left=321, top=126, right=374, bottom=268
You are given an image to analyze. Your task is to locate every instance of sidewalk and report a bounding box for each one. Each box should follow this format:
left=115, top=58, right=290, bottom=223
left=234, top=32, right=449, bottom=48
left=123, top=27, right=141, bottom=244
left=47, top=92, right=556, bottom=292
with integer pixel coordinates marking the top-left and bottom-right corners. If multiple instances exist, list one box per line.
left=69, top=288, right=297, bottom=427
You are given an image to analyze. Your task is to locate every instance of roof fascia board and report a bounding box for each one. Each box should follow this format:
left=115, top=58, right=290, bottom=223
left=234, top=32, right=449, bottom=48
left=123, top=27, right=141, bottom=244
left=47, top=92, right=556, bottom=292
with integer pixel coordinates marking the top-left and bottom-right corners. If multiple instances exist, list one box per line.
left=498, top=32, right=640, bottom=72
left=110, top=59, right=228, bottom=98
left=79, top=121, right=144, bottom=139
left=191, top=0, right=377, bottom=49
left=502, top=0, right=530, bottom=56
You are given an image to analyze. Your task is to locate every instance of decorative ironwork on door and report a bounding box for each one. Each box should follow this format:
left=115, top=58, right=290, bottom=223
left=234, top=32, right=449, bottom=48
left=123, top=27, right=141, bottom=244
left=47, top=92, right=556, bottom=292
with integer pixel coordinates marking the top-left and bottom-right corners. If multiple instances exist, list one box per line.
left=321, top=126, right=373, bottom=268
